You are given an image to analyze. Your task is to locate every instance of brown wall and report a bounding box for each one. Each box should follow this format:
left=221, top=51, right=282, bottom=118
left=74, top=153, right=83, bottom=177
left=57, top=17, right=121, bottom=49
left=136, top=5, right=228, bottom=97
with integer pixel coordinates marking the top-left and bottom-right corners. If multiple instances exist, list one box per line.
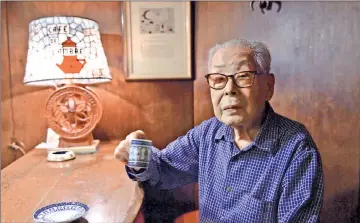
left=1, top=2, right=17, bottom=168
left=195, top=2, right=359, bottom=222
left=1, top=1, right=359, bottom=222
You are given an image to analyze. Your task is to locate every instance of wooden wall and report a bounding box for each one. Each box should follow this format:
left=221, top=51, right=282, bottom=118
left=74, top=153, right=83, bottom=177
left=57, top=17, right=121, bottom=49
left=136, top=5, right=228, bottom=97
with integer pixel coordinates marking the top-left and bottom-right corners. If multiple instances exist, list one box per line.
left=1, top=1, right=194, bottom=169
left=1, top=2, right=15, bottom=168
left=194, top=2, right=359, bottom=222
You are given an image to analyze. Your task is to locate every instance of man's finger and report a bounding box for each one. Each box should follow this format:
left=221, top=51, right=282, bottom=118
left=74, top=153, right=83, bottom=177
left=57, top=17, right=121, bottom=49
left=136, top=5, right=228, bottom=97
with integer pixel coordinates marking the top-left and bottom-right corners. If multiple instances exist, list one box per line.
left=128, top=130, right=146, bottom=140
left=118, top=140, right=129, bottom=150
left=114, top=146, right=129, bottom=163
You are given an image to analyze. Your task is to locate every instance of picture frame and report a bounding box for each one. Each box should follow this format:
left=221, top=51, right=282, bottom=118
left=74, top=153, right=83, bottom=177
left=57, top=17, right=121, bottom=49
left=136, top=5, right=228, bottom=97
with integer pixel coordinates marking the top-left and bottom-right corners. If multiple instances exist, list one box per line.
left=121, top=2, right=192, bottom=80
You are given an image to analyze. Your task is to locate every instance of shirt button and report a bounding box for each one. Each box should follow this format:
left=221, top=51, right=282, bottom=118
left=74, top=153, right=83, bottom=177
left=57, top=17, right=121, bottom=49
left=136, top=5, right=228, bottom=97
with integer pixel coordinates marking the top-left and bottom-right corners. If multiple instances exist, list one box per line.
left=226, top=186, right=232, bottom=192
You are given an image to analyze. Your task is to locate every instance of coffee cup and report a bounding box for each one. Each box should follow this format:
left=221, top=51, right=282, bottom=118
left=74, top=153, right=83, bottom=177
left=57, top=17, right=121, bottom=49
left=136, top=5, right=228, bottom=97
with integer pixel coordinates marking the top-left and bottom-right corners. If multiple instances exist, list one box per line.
left=128, top=139, right=152, bottom=170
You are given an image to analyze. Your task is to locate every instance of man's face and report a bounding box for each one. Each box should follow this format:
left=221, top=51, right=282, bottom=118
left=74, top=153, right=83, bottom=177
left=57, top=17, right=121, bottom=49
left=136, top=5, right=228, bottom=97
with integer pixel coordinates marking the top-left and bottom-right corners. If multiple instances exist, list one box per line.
left=209, top=46, right=275, bottom=128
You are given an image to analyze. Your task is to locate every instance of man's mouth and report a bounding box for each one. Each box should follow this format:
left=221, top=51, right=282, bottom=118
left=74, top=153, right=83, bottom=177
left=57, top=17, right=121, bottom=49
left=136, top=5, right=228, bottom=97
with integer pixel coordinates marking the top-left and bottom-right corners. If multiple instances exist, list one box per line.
left=223, top=105, right=241, bottom=110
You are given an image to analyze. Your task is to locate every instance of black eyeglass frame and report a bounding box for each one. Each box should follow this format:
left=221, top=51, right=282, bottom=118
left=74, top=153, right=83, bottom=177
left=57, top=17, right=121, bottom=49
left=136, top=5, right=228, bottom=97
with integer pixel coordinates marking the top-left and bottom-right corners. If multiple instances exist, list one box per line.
left=204, top=71, right=268, bottom=90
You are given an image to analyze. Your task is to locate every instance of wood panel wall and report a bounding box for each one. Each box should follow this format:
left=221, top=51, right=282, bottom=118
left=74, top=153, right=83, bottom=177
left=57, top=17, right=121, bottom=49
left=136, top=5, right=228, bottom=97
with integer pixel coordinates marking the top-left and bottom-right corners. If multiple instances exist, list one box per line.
left=1, top=1, right=193, bottom=169
left=194, top=2, right=359, bottom=222
left=1, top=2, right=17, bottom=168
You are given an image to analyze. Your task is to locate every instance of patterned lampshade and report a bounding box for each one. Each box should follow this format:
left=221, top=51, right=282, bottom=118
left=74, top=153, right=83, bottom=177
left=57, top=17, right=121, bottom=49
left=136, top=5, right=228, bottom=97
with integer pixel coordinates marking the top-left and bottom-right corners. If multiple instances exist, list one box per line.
left=24, top=16, right=111, bottom=86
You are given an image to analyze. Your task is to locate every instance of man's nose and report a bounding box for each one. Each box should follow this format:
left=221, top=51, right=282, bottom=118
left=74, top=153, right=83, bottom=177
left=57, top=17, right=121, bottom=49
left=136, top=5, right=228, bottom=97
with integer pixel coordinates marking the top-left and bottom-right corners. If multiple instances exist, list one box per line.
left=224, top=77, right=238, bottom=95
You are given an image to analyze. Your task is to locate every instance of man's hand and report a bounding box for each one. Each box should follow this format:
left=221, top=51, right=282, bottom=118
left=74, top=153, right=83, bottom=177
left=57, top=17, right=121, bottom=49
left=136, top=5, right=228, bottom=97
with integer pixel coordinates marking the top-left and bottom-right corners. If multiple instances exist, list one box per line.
left=114, top=130, right=146, bottom=164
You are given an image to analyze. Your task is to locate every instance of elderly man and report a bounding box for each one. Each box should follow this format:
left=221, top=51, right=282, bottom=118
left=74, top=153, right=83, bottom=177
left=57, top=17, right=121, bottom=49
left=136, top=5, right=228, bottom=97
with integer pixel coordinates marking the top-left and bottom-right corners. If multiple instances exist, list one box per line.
left=114, top=39, right=324, bottom=222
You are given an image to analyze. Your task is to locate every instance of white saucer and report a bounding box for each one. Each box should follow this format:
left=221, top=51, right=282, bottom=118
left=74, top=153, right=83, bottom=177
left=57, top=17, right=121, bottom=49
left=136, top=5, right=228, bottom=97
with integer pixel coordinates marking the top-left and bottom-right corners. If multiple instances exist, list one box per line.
left=47, top=150, right=75, bottom=162
left=33, top=202, right=89, bottom=223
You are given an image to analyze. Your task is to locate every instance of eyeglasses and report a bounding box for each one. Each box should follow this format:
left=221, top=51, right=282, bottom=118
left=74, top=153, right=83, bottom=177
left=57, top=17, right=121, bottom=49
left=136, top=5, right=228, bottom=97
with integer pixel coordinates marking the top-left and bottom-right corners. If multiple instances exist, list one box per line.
left=205, top=71, right=265, bottom=90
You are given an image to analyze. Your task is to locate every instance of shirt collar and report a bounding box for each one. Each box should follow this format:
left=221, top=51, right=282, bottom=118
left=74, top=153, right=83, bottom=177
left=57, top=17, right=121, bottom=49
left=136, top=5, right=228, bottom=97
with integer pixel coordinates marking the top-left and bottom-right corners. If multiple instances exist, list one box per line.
left=252, top=102, right=279, bottom=154
left=214, top=102, right=279, bottom=154
left=214, top=121, right=233, bottom=142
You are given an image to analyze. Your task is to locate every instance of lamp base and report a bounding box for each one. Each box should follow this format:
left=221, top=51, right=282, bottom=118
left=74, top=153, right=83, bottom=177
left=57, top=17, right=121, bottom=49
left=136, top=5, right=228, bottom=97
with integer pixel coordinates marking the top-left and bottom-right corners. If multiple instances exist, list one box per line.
left=58, top=134, right=99, bottom=154
left=45, top=85, right=103, bottom=154
left=36, top=140, right=100, bottom=154
left=55, top=139, right=100, bottom=154
left=35, top=128, right=100, bottom=154
left=59, top=134, right=94, bottom=148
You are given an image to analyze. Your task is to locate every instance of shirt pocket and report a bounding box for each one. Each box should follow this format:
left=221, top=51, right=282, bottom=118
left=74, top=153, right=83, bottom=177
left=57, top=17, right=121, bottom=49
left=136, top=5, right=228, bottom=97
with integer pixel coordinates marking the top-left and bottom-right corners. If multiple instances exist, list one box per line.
left=232, top=193, right=276, bottom=223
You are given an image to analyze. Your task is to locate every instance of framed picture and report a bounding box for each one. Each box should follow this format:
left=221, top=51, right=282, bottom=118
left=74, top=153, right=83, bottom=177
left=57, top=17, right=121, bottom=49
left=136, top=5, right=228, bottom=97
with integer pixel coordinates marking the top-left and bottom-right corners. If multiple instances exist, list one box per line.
left=121, top=2, right=192, bottom=80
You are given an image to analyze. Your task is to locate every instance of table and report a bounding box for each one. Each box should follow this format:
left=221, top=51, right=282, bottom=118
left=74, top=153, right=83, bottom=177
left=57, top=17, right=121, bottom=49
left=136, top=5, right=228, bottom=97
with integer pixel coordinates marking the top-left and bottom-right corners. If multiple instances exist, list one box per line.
left=1, top=141, right=144, bottom=223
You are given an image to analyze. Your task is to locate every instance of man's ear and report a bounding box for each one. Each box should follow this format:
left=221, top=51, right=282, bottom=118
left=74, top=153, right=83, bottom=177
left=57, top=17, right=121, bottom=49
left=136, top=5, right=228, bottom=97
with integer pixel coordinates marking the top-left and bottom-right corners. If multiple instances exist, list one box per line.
left=265, top=73, right=275, bottom=101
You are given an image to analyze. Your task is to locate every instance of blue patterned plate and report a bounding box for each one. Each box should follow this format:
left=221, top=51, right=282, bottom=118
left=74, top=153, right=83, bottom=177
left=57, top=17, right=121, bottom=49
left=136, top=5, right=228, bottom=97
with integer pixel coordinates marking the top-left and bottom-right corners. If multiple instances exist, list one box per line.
left=33, top=202, right=89, bottom=223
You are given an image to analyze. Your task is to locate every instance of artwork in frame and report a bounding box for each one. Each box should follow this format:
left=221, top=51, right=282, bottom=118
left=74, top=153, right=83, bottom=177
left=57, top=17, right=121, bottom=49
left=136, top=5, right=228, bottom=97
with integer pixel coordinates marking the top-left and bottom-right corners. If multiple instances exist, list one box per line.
left=121, top=1, right=192, bottom=80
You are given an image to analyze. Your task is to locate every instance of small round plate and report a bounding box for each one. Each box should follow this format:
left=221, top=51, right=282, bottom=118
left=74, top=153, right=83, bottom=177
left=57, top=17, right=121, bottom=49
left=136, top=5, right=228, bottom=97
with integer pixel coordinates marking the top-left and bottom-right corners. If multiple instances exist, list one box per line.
left=33, top=202, right=89, bottom=223
left=47, top=150, right=76, bottom=162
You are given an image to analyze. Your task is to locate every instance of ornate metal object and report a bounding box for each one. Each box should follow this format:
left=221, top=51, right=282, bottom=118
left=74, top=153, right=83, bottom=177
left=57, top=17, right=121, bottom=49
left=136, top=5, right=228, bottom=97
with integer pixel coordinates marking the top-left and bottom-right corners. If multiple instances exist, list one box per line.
left=45, top=85, right=102, bottom=140
left=250, top=1, right=282, bottom=14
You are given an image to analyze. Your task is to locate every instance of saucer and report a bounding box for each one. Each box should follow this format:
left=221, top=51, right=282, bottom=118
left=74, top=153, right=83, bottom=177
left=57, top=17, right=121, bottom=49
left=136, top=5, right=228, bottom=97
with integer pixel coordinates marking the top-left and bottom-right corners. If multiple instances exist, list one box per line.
left=47, top=150, right=75, bottom=162
left=33, top=202, right=89, bottom=223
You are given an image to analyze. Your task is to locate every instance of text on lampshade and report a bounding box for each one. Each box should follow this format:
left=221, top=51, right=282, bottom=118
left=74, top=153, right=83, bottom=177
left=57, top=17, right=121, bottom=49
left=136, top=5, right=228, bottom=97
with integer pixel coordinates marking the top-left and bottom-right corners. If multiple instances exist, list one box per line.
left=47, top=24, right=70, bottom=35
left=57, top=47, right=84, bottom=56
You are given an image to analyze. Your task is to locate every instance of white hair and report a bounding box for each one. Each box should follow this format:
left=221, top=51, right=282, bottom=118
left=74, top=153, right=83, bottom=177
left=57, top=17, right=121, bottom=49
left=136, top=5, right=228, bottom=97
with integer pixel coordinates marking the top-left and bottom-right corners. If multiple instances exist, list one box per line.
left=207, top=39, right=272, bottom=74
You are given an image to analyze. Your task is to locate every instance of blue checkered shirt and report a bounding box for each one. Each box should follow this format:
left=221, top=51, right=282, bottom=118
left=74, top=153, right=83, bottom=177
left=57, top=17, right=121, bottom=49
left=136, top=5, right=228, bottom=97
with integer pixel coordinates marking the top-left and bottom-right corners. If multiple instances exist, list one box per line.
left=126, top=103, right=324, bottom=222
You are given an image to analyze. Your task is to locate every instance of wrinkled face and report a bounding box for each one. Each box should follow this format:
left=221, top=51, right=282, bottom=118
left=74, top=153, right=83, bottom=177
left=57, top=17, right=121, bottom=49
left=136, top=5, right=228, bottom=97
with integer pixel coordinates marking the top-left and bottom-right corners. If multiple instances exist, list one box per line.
left=209, top=46, right=275, bottom=128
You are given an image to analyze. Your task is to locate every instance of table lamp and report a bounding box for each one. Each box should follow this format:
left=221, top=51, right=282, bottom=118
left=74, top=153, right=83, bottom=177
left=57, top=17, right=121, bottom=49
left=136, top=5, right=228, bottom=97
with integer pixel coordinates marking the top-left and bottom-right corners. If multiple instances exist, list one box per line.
left=24, top=16, right=111, bottom=153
